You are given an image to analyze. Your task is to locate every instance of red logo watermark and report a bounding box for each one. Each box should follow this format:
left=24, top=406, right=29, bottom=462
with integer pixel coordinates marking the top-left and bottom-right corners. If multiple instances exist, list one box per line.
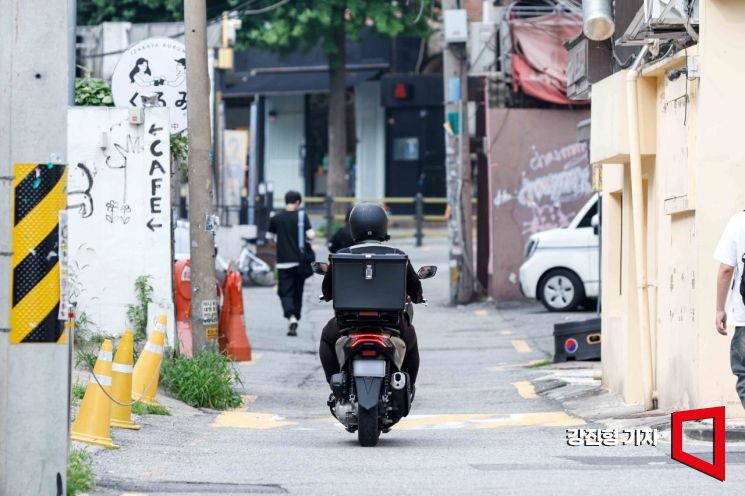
left=671, top=406, right=726, bottom=481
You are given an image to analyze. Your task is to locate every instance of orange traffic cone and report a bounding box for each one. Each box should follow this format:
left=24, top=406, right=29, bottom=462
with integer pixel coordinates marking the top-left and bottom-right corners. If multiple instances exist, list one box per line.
left=219, top=270, right=252, bottom=361
left=132, top=315, right=166, bottom=405
left=71, top=339, right=119, bottom=448
left=110, top=330, right=141, bottom=430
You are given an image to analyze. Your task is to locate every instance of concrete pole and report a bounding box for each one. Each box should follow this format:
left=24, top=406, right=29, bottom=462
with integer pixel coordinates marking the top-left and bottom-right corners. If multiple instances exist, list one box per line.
left=0, top=0, right=75, bottom=494
left=184, top=0, right=217, bottom=354
left=442, top=1, right=475, bottom=304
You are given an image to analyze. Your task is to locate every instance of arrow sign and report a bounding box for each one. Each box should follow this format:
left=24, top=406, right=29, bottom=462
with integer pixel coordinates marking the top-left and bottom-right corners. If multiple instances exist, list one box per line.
left=129, top=92, right=139, bottom=107
left=149, top=123, right=164, bottom=135
left=146, top=218, right=162, bottom=231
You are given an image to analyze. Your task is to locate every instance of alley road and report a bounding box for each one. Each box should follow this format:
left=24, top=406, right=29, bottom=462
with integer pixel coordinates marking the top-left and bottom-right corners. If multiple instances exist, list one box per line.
left=91, top=237, right=745, bottom=495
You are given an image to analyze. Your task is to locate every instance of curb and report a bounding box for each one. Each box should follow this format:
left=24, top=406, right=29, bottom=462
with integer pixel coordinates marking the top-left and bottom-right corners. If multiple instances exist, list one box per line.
left=683, top=423, right=745, bottom=443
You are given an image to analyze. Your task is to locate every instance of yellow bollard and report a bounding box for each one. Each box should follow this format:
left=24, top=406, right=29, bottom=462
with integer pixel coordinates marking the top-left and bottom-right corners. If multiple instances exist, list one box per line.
left=110, top=330, right=141, bottom=430
left=132, top=315, right=167, bottom=405
left=71, top=339, right=119, bottom=448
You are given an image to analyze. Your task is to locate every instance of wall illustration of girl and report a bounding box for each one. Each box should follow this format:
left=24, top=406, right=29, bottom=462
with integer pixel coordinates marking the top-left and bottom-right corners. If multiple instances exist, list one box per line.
left=129, top=58, right=163, bottom=87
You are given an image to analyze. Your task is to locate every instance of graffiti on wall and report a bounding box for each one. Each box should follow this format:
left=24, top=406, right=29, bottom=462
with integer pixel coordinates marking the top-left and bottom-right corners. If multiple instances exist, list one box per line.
left=67, top=107, right=173, bottom=339
left=493, top=142, right=591, bottom=236
left=487, top=108, right=591, bottom=300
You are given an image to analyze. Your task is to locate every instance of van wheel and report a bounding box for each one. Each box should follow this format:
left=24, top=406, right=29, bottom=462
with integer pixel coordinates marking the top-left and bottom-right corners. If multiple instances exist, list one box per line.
left=538, top=269, right=584, bottom=312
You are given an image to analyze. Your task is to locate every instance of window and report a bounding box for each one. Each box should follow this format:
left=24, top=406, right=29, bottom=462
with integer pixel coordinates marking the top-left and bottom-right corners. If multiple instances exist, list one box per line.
left=577, top=200, right=598, bottom=228
left=393, top=137, right=419, bottom=161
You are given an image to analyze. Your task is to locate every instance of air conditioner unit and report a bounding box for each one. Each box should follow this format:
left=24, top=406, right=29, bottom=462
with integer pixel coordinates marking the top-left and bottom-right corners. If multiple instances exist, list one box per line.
left=645, top=0, right=699, bottom=28
left=618, top=0, right=698, bottom=46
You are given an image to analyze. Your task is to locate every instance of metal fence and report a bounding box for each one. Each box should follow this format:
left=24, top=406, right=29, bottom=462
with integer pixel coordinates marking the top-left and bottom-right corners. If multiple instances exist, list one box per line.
left=304, top=195, right=477, bottom=247
left=214, top=195, right=476, bottom=247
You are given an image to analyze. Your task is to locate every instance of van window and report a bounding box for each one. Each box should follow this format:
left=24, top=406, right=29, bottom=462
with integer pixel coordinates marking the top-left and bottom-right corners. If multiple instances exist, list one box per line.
left=576, top=200, right=598, bottom=228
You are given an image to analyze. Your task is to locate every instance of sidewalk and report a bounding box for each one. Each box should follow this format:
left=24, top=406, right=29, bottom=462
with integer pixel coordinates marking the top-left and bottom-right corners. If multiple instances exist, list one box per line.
left=530, top=361, right=745, bottom=443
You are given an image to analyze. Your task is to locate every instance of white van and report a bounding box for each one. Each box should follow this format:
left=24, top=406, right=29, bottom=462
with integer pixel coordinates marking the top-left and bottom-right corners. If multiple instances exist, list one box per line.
left=518, top=194, right=599, bottom=311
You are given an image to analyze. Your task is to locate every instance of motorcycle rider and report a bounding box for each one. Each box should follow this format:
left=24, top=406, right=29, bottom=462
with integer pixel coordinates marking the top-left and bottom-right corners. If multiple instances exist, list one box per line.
left=319, top=202, right=423, bottom=388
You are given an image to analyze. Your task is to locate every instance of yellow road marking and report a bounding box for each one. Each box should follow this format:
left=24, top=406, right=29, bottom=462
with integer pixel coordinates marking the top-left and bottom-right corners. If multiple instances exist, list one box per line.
left=512, top=381, right=538, bottom=399
left=239, top=352, right=264, bottom=366
left=209, top=411, right=584, bottom=430
left=472, top=411, right=585, bottom=429
left=500, top=329, right=513, bottom=336
left=210, top=412, right=297, bottom=430
left=474, top=309, right=488, bottom=317
left=396, top=412, right=584, bottom=430
left=396, top=414, right=492, bottom=430
left=511, top=340, right=532, bottom=353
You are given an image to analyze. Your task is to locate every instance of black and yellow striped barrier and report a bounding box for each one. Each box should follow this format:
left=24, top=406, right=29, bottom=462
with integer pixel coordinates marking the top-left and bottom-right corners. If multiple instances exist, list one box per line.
left=10, top=163, right=66, bottom=344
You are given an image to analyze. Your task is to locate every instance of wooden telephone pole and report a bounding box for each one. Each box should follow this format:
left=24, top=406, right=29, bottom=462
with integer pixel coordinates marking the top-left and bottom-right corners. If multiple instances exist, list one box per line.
left=184, top=0, right=217, bottom=353
left=442, top=1, right=475, bottom=304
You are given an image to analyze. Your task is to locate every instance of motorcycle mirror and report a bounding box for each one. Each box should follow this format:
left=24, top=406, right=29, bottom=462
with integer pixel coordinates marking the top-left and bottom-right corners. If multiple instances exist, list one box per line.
left=312, top=262, right=328, bottom=275
left=417, top=265, right=437, bottom=279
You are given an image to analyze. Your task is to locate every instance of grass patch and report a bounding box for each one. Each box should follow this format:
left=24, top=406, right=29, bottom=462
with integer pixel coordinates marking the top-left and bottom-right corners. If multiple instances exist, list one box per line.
left=526, top=359, right=553, bottom=368
left=71, top=383, right=86, bottom=405
left=161, top=350, right=242, bottom=409
left=67, top=448, right=95, bottom=496
left=126, top=275, right=153, bottom=344
left=131, top=401, right=171, bottom=416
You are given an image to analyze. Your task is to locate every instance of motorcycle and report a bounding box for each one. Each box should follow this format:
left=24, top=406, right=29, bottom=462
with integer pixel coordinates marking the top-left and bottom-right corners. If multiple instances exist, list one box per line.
left=313, top=256, right=437, bottom=447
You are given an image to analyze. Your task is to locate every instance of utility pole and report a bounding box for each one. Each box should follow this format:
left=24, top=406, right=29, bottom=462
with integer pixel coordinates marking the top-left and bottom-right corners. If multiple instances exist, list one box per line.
left=442, top=2, right=475, bottom=304
left=184, top=0, right=217, bottom=354
left=0, top=0, right=75, bottom=493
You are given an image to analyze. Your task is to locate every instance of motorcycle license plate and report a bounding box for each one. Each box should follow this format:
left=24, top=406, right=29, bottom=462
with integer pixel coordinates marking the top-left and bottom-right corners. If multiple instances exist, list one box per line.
left=353, top=360, right=386, bottom=377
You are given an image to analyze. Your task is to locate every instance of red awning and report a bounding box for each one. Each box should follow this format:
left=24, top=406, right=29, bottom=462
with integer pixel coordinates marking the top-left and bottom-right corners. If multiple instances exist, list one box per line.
left=510, top=12, right=584, bottom=105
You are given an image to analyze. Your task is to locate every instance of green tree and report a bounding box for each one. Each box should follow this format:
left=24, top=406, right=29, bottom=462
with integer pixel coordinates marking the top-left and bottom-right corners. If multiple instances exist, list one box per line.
left=77, top=0, right=240, bottom=25
left=238, top=1, right=431, bottom=199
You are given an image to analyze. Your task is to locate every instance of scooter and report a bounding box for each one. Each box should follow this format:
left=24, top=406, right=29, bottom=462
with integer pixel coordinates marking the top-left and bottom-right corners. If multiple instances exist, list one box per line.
left=313, top=257, right=437, bottom=447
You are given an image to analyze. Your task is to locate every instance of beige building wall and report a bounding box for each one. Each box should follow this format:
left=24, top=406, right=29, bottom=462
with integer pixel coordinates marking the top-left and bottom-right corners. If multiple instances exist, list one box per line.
left=591, top=0, right=745, bottom=416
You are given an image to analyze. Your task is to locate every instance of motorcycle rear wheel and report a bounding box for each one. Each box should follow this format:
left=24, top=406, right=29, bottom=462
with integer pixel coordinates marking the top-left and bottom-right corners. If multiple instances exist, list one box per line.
left=357, top=407, right=380, bottom=447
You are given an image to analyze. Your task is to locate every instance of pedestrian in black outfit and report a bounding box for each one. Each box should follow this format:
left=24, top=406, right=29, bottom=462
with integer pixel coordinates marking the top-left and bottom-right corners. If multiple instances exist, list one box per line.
left=267, top=191, right=315, bottom=336
left=327, top=208, right=354, bottom=254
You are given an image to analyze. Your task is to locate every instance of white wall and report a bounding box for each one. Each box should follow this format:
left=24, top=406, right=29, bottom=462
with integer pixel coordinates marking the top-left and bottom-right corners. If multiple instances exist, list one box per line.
left=355, top=82, right=385, bottom=199
left=264, top=95, right=305, bottom=205
left=67, top=107, right=174, bottom=341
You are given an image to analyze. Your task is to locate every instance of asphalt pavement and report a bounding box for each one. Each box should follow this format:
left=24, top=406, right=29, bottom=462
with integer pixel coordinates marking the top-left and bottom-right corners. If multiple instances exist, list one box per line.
left=87, top=236, right=745, bottom=495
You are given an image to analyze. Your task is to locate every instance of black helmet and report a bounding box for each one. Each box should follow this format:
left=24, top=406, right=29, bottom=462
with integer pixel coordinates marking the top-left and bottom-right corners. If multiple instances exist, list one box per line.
left=349, top=202, right=389, bottom=243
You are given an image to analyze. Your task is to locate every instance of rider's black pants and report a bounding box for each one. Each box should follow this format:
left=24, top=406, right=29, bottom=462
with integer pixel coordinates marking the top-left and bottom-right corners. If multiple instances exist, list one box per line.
left=319, top=318, right=420, bottom=385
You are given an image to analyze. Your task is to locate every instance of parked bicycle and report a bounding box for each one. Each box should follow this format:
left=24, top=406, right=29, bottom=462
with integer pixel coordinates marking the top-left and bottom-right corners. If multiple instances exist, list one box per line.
left=236, top=236, right=275, bottom=287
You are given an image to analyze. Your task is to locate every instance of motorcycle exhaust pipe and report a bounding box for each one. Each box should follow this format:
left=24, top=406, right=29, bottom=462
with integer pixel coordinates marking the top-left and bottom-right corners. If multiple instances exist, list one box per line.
left=391, top=372, right=407, bottom=390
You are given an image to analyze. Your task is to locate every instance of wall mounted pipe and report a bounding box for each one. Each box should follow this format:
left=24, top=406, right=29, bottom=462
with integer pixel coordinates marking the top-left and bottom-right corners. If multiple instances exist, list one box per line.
left=625, top=44, right=655, bottom=410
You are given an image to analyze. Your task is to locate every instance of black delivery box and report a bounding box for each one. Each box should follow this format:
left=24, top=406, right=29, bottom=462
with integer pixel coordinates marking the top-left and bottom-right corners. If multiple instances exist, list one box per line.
left=331, top=253, right=408, bottom=313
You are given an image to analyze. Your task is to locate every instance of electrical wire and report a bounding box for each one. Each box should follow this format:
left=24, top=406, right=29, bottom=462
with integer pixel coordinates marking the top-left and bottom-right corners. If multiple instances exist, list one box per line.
left=413, top=0, right=426, bottom=24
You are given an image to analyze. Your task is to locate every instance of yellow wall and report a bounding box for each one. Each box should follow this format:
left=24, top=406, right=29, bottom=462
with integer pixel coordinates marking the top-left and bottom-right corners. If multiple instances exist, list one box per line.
left=592, top=0, right=745, bottom=415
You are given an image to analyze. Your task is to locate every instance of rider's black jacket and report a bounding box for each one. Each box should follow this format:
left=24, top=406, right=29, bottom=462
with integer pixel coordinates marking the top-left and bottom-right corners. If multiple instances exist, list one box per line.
left=321, top=242, right=423, bottom=303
